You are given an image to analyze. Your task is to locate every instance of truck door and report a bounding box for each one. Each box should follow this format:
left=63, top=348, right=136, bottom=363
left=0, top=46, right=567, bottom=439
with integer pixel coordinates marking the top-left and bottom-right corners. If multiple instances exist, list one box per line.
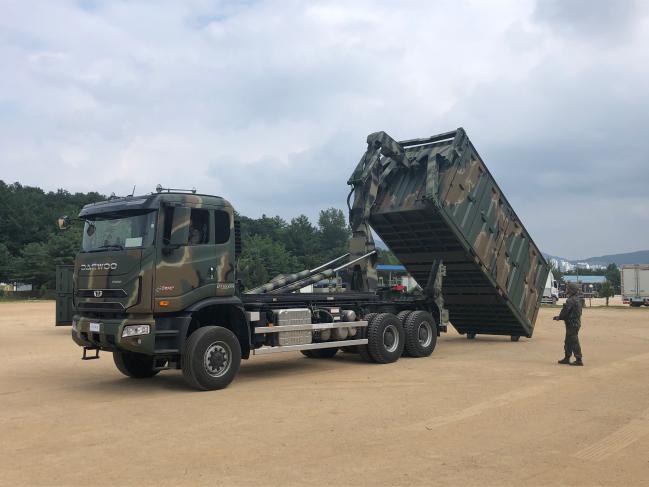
left=155, top=204, right=236, bottom=312
left=55, top=265, right=75, bottom=325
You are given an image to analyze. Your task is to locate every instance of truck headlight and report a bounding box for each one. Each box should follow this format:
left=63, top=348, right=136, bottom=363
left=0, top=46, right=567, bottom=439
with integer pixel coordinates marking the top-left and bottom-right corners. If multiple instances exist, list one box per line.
left=122, top=324, right=151, bottom=337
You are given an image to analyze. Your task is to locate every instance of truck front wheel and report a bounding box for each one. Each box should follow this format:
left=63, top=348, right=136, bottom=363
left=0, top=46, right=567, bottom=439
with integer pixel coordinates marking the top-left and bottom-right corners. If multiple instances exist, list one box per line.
left=358, top=313, right=378, bottom=362
left=113, top=351, right=160, bottom=379
left=182, top=326, right=241, bottom=391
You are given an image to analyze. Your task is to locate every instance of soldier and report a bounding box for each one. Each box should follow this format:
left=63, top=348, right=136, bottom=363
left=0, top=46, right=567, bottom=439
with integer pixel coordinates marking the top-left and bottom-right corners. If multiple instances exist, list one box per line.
left=188, top=226, right=201, bottom=245
left=553, top=282, right=584, bottom=366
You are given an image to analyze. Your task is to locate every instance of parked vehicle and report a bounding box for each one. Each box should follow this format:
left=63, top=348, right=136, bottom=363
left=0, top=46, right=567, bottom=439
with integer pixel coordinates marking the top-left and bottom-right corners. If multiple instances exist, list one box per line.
left=541, top=272, right=559, bottom=304
left=56, top=128, right=549, bottom=390
left=621, top=265, right=649, bottom=307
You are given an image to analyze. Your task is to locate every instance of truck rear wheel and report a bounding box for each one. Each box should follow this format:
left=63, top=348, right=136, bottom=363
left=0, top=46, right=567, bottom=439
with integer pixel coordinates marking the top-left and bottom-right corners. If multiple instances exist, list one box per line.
left=113, top=351, right=160, bottom=378
left=404, top=311, right=437, bottom=357
left=397, top=310, right=413, bottom=356
left=358, top=313, right=378, bottom=362
left=182, top=326, right=241, bottom=391
left=301, top=348, right=338, bottom=358
left=367, top=313, right=405, bottom=364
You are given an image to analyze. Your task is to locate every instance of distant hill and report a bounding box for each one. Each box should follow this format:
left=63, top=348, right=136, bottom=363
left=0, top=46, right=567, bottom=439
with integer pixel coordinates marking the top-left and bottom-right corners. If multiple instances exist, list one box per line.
left=543, top=250, right=649, bottom=267
left=580, top=250, right=649, bottom=266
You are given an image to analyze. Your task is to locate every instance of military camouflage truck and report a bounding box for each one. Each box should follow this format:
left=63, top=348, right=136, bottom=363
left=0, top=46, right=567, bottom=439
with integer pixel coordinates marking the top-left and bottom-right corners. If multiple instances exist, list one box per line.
left=58, top=128, right=548, bottom=391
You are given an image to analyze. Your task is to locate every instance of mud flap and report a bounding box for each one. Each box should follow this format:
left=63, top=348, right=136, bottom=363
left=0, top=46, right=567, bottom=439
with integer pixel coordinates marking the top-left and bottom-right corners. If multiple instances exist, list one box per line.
left=55, top=265, right=75, bottom=326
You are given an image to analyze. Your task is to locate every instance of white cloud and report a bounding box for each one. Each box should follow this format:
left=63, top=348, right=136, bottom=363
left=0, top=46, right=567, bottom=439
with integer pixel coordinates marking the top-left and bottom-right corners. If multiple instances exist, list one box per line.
left=1, top=0, right=648, bottom=257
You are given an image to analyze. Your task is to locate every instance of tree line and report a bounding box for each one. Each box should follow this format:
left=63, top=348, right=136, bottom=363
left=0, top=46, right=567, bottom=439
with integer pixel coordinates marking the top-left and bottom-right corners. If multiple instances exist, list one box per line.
left=0, top=180, right=397, bottom=293
left=550, top=262, right=621, bottom=299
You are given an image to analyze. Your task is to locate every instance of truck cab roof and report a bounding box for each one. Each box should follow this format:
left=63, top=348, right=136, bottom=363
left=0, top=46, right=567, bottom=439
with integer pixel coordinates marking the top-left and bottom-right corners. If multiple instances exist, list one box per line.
left=78, top=192, right=232, bottom=217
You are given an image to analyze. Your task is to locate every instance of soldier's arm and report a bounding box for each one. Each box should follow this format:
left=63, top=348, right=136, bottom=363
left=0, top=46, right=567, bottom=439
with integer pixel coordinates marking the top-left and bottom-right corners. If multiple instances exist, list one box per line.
left=557, top=299, right=574, bottom=321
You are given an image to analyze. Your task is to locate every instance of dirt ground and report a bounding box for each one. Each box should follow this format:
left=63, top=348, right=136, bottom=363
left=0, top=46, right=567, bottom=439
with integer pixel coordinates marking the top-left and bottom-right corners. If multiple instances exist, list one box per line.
left=1, top=302, right=648, bottom=486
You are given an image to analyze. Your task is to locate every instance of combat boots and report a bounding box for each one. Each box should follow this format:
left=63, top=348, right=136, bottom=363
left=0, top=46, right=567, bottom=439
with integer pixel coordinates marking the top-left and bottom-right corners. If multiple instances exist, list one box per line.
left=558, top=357, right=571, bottom=364
left=570, top=358, right=584, bottom=366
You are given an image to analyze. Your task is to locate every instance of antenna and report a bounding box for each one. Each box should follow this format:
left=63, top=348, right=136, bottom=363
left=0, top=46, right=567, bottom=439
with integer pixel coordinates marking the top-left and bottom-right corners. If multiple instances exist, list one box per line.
left=131, top=185, right=136, bottom=197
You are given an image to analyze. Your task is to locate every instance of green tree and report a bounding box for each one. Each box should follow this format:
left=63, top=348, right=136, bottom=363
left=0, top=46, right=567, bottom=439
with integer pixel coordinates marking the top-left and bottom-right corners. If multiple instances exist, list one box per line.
left=15, top=242, right=52, bottom=289
left=239, top=257, right=269, bottom=289
left=599, top=280, right=614, bottom=306
left=47, top=230, right=81, bottom=265
left=317, top=208, right=349, bottom=259
left=285, top=215, right=319, bottom=268
left=238, top=235, right=300, bottom=288
left=0, top=180, right=103, bottom=292
left=240, top=214, right=287, bottom=242
left=0, top=243, right=13, bottom=282
left=604, top=263, right=621, bottom=294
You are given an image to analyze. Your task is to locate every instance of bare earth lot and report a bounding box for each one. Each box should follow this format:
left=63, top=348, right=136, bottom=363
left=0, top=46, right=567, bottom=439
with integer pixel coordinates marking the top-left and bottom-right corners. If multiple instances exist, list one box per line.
left=1, top=302, right=648, bottom=486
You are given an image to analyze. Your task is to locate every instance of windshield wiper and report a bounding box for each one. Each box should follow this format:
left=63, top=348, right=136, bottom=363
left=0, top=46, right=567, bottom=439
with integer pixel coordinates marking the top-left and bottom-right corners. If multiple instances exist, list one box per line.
left=87, top=244, right=125, bottom=253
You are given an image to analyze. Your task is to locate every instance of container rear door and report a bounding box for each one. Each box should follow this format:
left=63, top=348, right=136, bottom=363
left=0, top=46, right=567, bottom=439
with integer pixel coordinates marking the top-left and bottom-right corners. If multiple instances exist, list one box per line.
left=638, top=267, right=649, bottom=298
left=621, top=267, right=638, bottom=296
left=55, top=265, right=75, bottom=326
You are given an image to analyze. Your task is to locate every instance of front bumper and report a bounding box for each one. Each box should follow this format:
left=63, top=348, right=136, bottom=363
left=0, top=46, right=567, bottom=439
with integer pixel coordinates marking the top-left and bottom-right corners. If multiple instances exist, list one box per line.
left=72, top=315, right=156, bottom=354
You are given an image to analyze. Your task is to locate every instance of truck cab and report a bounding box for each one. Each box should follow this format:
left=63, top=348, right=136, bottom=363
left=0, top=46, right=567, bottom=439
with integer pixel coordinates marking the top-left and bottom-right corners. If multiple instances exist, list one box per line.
left=64, top=189, right=247, bottom=366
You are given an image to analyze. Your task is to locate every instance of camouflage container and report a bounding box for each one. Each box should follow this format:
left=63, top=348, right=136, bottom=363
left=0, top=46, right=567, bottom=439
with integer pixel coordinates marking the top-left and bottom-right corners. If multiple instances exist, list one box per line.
left=369, top=128, right=549, bottom=337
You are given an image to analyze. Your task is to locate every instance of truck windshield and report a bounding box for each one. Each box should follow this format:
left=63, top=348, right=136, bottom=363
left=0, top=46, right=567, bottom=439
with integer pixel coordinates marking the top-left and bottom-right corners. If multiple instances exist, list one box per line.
left=81, top=211, right=156, bottom=252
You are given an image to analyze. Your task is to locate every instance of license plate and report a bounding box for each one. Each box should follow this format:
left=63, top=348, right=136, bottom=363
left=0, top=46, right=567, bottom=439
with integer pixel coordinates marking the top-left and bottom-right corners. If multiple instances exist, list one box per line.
left=89, top=322, right=101, bottom=332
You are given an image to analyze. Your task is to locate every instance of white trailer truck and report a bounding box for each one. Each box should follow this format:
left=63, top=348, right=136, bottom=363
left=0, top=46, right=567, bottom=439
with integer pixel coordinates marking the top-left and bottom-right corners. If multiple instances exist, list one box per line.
left=621, top=264, right=649, bottom=307
left=541, top=271, right=559, bottom=304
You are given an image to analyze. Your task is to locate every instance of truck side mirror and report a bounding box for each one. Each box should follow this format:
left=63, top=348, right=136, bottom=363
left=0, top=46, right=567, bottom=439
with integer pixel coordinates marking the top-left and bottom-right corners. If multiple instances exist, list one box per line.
left=58, top=216, right=71, bottom=231
left=168, top=207, right=191, bottom=247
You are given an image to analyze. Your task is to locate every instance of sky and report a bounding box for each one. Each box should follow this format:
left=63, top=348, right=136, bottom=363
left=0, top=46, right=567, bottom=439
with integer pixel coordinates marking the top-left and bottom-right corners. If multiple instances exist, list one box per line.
left=1, top=0, right=648, bottom=259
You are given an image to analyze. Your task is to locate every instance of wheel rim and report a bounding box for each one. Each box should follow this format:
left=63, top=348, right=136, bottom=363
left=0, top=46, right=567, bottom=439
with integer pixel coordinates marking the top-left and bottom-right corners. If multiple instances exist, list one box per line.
left=417, top=321, right=433, bottom=347
left=383, top=324, right=399, bottom=353
left=203, top=341, right=232, bottom=377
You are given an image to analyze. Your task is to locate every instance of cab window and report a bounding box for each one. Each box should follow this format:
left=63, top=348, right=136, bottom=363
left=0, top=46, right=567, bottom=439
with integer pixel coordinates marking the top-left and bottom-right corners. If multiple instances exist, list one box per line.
left=189, top=209, right=210, bottom=245
left=214, top=210, right=230, bottom=244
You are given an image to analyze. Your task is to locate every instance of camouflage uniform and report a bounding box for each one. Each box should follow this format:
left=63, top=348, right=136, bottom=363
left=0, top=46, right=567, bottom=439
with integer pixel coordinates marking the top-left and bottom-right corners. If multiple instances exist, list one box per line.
left=555, top=283, right=583, bottom=364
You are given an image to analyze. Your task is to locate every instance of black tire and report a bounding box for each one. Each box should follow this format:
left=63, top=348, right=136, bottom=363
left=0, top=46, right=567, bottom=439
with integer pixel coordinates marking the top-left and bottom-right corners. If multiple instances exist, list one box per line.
left=301, top=347, right=338, bottom=358
left=397, top=310, right=413, bottom=356
left=357, top=313, right=378, bottom=362
left=182, top=326, right=241, bottom=391
left=510, top=335, right=520, bottom=342
left=113, top=351, right=159, bottom=378
left=367, top=313, right=405, bottom=364
left=467, top=332, right=476, bottom=340
left=396, top=310, right=413, bottom=325
left=404, top=311, right=437, bottom=357
left=552, top=296, right=557, bottom=305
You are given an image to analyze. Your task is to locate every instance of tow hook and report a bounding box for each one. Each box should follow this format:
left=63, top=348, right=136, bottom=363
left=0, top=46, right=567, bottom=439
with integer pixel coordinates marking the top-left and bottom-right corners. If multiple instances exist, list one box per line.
left=82, top=347, right=100, bottom=360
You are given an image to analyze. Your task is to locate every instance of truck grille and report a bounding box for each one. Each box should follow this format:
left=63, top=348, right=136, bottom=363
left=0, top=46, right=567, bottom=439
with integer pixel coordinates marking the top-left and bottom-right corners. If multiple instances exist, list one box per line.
left=77, top=289, right=127, bottom=298
left=77, top=302, right=125, bottom=311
